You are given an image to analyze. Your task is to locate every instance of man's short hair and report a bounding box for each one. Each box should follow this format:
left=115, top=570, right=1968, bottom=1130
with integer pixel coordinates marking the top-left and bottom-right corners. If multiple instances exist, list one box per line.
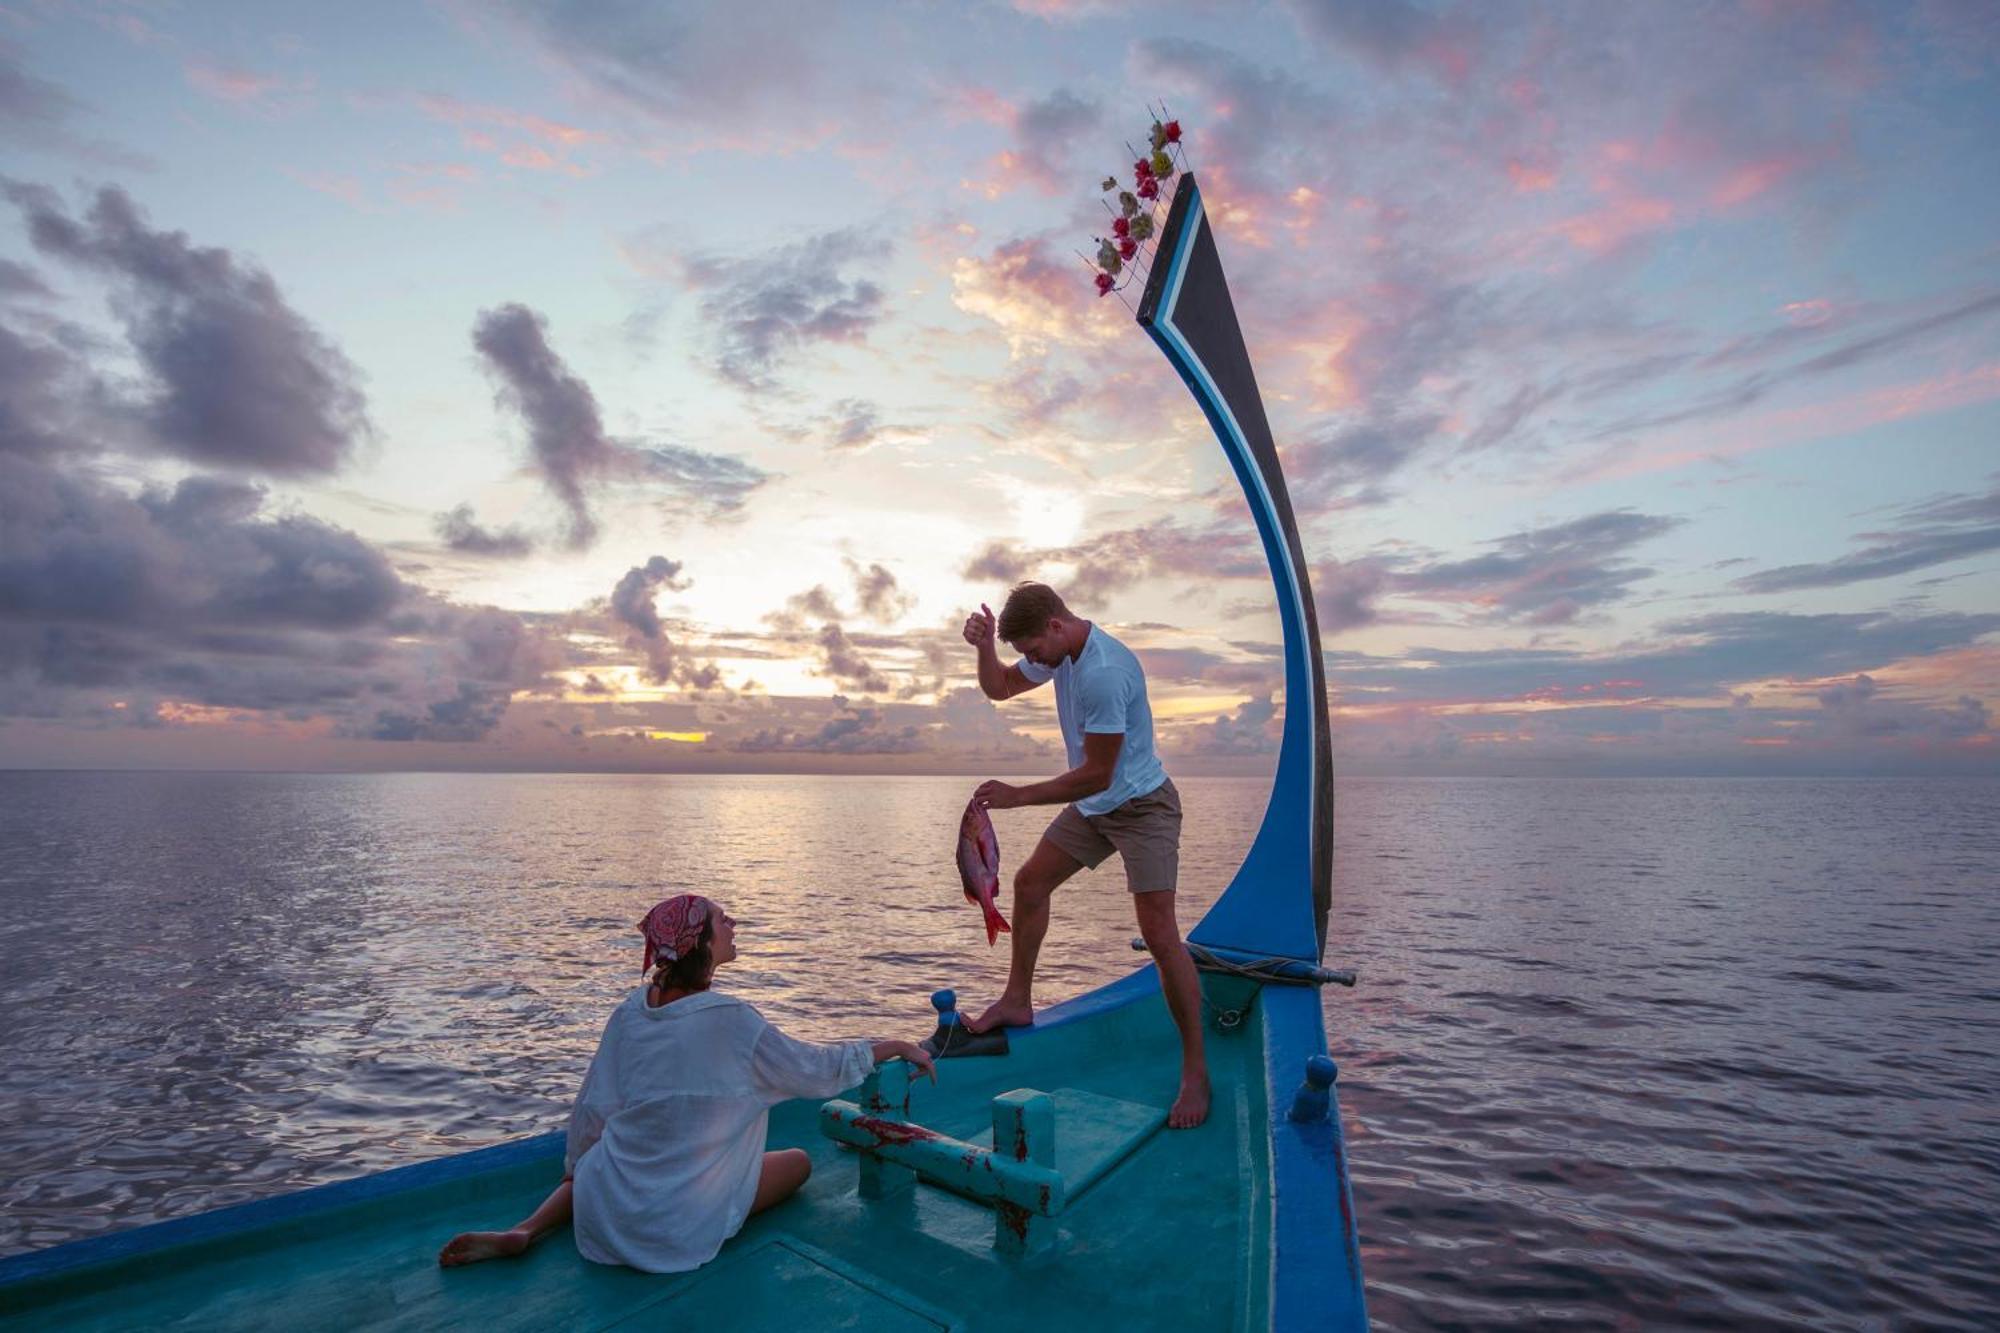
left=998, top=582, right=1071, bottom=644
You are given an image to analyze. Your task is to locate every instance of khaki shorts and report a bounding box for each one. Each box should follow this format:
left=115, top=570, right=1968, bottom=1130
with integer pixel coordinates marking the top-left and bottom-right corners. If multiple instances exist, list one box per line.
left=1043, top=778, right=1182, bottom=893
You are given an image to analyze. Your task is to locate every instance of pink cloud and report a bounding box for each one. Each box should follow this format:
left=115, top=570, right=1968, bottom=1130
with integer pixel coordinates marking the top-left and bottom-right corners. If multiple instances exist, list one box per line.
left=416, top=93, right=598, bottom=145
left=1507, top=159, right=1557, bottom=193
left=289, top=170, right=367, bottom=210
left=1548, top=191, right=1676, bottom=255
left=184, top=62, right=314, bottom=113
left=1781, top=299, right=1835, bottom=328
left=1573, top=361, right=2000, bottom=483
left=949, top=235, right=1123, bottom=356
left=415, top=93, right=603, bottom=173
left=938, top=85, right=1016, bottom=127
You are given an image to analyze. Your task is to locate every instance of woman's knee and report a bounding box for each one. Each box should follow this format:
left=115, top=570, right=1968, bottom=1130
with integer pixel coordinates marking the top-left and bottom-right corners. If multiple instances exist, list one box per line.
left=770, top=1147, right=811, bottom=1188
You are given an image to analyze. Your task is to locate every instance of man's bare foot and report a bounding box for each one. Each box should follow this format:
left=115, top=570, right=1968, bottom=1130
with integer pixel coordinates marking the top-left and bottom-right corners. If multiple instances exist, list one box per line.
left=965, top=997, right=1034, bottom=1033
left=1167, top=1073, right=1211, bottom=1129
left=438, top=1229, right=533, bottom=1267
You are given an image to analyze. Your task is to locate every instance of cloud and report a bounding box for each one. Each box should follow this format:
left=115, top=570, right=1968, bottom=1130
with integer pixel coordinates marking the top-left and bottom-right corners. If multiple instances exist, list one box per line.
left=10, top=183, right=371, bottom=475
left=0, top=258, right=52, bottom=299
left=1313, top=556, right=1393, bottom=633
left=983, top=88, right=1101, bottom=196
left=1393, top=509, right=1681, bottom=625
left=412, top=92, right=602, bottom=174
left=608, top=555, right=713, bottom=686
left=0, top=44, right=83, bottom=133
left=472, top=302, right=617, bottom=547
left=369, top=681, right=510, bottom=741
left=1593, top=291, right=2000, bottom=443
left=849, top=560, right=912, bottom=621
left=960, top=520, right=1276, bottom=625
left=0, top=45, right=151, bottom=169
left=828, top=397, right=880, bottom=449
left=0, top=456, right=551, bottom=740
left=986, top=363, right=1088, bottom=431
left=1736, top=479, right=2000, bottom=593
left=487, top=0, right=874, bottom=155
left=610, top=555, right=689, bottom=639
left=764, top=563, right=911, bottom=641
left=1283, top=0, right=1472, bottom=81
left=962, top=542, right=1031, bottom=584
left=816, top=622, right=890, bottom=694
left=1810, top=672, right=1989, bottom=743
left=434, top=503, right=534, bottom=558
left=824, top=396, right=908, bottom=452
left=931, top=684, right=1046, bottom=757
left=0, top=467, right=400, bottom=630
left=760, top=576, right=896, bottom=695
left=472, top=303, right=771, bottom=545
left=1124, top=16, right=1929, bottom=496
left=1132, top=37, right=1342, bottom=225
left=736, top=696, right=921, bottom=754
left=951, top=234, right=1115, bottom=357
left=1285, top=413, right=1439, bottom=513
left=1170, top=691, right=1279, bottom=755
left=0, top=317, right=100, bottom=460
left=1326, top=607, right=2000, bottom=706
left=786, top=585, right=844, bottom=624
left=184, top=62, right=315, bottom=114
left=631, top=442, right=770, bottom=517
left=1022, top=520, right=1270, bottom=606
left=677, top=227, right=889, bottom=391
left=966, top=504, right=1673, bottom=637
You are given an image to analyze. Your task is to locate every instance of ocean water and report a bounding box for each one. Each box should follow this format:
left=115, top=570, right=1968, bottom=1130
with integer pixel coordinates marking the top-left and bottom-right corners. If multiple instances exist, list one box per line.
left=0, top=771, right=1995, bottom=1329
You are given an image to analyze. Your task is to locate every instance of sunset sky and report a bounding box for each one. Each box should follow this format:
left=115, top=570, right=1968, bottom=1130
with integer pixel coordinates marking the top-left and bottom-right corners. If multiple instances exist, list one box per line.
left=1, top=1, right=1995, bottom=775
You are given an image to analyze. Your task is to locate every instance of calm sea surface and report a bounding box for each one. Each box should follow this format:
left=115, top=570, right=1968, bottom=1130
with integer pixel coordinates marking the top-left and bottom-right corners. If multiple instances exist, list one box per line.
left=0, top=771, right=1995, bottom=1329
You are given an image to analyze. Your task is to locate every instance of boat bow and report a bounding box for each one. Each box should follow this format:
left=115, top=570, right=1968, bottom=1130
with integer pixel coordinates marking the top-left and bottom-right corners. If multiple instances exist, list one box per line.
left=1137, top=174, right=1335, bottom=965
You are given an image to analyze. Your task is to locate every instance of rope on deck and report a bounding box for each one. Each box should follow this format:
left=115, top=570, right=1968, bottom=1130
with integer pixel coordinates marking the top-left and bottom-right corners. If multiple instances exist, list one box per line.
left=1129, top=938, right=1358, bottom=988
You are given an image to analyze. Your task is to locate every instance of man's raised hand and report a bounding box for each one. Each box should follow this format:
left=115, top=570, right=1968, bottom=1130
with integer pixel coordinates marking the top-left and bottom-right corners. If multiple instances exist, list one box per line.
left=962, top=602, right=997, bottom=649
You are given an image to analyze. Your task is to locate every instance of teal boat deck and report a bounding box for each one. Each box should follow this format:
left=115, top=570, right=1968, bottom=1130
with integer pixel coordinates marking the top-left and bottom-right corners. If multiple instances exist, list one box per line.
left=0, top=980, right=1277, bottom=1332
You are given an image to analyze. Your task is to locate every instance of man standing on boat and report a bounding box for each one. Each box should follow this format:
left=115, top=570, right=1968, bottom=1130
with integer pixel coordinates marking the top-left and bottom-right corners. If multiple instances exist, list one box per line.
left=961, top=582, right=1209, bottom=1129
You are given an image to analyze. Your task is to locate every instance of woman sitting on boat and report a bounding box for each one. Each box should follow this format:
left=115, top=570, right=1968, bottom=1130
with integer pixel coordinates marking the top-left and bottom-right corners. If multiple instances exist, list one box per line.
left=438, top=894, right=935, bottom=1274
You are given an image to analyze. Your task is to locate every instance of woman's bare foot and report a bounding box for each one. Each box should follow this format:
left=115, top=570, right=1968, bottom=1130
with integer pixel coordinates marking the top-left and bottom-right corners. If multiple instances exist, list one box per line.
left=965, top=996, right=1035, bottom=1033
left=1167, top=1073, right=1211, bottom=1129
left=438, top=1229, right=533, bottom=1267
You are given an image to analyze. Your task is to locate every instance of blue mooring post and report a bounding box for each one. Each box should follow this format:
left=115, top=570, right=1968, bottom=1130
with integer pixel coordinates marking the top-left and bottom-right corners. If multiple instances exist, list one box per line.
left=1287, top=1054, right=1338, bottom=1124
left=991, top=1089, right=1056, bottom=1258
left=858, top=1060, right=916, bottom=1198
left=921, top=986, right=1010, bottom=1059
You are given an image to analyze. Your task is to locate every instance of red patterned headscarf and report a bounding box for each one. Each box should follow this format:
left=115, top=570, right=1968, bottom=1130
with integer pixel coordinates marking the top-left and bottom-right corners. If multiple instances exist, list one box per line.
left=638, top=894, right=717, bottom=973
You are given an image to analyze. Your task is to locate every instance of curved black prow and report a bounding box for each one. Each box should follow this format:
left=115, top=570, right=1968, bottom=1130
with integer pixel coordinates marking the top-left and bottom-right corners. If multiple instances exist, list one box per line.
left=1136, top=174, right=1333, bottom=963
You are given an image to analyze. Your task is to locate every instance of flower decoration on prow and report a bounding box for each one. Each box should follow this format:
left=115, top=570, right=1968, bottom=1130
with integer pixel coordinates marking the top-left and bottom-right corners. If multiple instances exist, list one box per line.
left=1085, top=112, right=1188, bottom=298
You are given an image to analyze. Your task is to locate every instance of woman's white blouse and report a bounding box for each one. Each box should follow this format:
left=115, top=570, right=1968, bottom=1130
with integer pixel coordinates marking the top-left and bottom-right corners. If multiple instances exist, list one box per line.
left=563, top=988, right=875, bottom=1273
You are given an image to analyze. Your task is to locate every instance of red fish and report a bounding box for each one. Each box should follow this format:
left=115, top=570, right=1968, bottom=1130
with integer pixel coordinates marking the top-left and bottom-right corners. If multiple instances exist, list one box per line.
left=956, top=797, right=1010, bottom=946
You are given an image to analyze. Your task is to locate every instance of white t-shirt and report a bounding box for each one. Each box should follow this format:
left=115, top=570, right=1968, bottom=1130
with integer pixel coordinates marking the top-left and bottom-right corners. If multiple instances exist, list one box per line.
left=563, top=988, right=875, bottom=1273
left=1017, top=624, right=1168, bottom=817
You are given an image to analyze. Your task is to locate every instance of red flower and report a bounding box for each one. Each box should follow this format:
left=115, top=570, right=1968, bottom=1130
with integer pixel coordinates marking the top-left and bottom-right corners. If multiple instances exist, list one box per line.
left=1163, top=120, right=1181, bottom=144
left=1133, top=158, right=1154, bottom=180
left=1095, top=272, right=1115, bottom=296
left=1137, top=177, right=1159, bottom=201
left=1118, top=238, right=1137, bottom=261
left=1112, top=217, right=1130, bottom=238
